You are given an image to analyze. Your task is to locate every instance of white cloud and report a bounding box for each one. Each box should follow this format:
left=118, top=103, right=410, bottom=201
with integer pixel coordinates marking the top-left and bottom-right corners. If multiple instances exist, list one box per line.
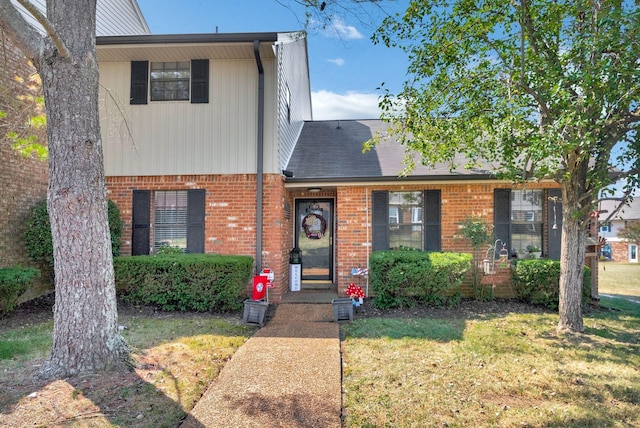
left=326, top=58, right=345, bottom=66
left=312, top=90, right=382, bottom=120
left=321, top=16, right=364, bottom=40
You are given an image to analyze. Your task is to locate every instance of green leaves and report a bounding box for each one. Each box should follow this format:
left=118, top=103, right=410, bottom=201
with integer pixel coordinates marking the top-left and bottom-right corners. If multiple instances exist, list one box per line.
left=372, top=0, right=639, bottom=195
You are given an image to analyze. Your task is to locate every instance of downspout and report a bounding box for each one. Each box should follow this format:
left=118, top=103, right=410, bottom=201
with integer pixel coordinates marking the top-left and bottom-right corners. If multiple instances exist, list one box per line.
left=253, top=40, right=265, bottom=273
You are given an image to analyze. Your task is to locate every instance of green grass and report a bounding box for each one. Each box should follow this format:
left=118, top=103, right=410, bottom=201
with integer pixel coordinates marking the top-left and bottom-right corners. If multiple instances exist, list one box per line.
left=599, top=262, right=640, bottom=299
left=0, top=312, right=255, bottom=428
left=342, top=303, right=640, bottom=427
left=0, top=321, right=53, bottom=362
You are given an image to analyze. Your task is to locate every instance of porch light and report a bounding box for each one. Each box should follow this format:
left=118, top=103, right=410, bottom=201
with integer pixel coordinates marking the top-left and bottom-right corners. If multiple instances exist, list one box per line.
left=307, top=187, right=321, bottom=193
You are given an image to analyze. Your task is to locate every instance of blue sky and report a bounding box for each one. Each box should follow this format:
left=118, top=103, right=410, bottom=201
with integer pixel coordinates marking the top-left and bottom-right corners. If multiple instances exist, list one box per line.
left=136, top=0, right=410, bottom=120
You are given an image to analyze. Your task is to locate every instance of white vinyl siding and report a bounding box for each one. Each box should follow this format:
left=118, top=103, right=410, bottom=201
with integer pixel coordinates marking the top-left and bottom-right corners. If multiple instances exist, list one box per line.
left=13, top=0, right=150, bottom=35
left=99, top=58, right=278, bottom=176
left=276, top=35, right=312, bottom=171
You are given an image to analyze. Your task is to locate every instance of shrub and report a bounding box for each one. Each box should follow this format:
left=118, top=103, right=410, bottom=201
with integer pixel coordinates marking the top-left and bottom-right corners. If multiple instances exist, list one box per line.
left=114, top=254, right=253, bottom=312
left=511, top=259, right=591, bottom=310
left=369, top=250, right=472, bottom=309
left=154, top=245, right=184, bottom=255
left=107, top=200, right=123, bottom=257
left=24, top=199, right=123, bottom=268
left=0, top=268, right=40, bottom=315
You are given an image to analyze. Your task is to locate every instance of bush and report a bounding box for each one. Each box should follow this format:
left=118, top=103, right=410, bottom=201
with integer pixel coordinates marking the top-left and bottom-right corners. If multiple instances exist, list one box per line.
left=511, top=259, right=591, bottom=310
left=0, top=268, right=40, bottom=315
left=24, top=199, right=123, bottom=268
left=369, top=250, right=472, bottom=309
left=114, top=254, right=253, bottom=312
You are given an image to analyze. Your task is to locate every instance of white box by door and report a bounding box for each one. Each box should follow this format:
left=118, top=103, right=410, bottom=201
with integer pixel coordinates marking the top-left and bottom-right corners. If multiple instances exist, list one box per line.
left=290, top=264, right=301, bottom=291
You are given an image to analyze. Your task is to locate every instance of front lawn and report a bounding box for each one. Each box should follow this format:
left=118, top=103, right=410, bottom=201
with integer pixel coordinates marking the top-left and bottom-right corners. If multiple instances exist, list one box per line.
left=342, top=299, right=640, bottom=427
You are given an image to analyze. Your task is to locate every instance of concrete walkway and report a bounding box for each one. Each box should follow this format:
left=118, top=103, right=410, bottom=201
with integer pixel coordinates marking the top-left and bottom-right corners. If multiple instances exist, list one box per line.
left=181, top=300, right=342, bottom=427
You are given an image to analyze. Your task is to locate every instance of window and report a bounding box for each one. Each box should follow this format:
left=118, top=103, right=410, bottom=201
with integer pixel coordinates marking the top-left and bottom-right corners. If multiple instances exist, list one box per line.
left=372, top=190, right=441, bottom=251
left=389, top=192, right=423, bottom=250
left=389, top=206, right=399, bottom=227
left=130, top=60, right=209, bottom=104
left=285, top=83, right=292, bottom=123
left=131, top=189, right=205, bottom=255
left=495, top=189, right=561, bottom=259
left=599, top=223, right=612, bottom=233
left=154, top=190, right=188, bottom=251
left=150, top=61, right=190, bottom=101
left=511, top=190, right=543, bottom=256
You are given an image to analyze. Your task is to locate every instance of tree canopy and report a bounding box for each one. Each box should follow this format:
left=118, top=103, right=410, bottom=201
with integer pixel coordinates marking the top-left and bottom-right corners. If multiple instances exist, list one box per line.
left=370, top=0, right=639, bottom=332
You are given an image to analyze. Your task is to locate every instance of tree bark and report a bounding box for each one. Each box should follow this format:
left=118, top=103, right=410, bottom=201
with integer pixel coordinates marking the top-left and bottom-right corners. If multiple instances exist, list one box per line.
left=1, top=0, right=129, bottom=378
left=557, top=174, right=589, bottom=334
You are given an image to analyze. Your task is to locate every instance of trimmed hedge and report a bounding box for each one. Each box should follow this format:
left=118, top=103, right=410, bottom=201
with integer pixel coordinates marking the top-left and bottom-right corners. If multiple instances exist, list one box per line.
left=369, top=250, right=472, bottom=309
left=114, top=254, right=253, bottom=312
left=511, top=259, right=591, bottom=310
left=0, top=268, right=40, bottom=315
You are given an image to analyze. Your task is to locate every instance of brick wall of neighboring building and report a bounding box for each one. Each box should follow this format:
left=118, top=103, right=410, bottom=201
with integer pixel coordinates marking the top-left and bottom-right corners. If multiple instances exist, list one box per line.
left=106, top=173, right=290, bottom=302
left=0, top=31, right=48, bottom=270
left=610, top=241, right=634, bottom=262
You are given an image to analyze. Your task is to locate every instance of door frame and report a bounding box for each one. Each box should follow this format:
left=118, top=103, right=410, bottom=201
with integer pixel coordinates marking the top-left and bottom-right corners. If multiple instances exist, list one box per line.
left=629, top=244, right=638, bottom=263
left=294, top=198, right=335, bottom=281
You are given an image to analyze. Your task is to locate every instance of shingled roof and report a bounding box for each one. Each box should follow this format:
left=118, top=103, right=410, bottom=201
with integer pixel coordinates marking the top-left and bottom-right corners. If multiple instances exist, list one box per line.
left=285, top=119, right=498, bottom=182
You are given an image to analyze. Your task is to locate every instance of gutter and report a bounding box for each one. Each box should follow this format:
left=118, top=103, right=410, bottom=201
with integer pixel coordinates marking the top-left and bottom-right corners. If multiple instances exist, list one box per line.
left=96, top=32, right=279, bottom=45
left=254, top=40, right=265, bottom=274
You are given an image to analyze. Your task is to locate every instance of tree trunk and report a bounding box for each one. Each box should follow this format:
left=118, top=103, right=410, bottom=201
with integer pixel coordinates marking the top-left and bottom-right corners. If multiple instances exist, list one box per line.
left=37, top=0, right=128, bottom=378
left=557, top=181, right=588, bottom=334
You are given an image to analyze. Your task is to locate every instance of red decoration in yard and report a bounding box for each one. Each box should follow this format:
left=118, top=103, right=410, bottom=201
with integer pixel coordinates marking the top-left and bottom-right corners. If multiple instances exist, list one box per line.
left=346, top=283, right=365, bottom=299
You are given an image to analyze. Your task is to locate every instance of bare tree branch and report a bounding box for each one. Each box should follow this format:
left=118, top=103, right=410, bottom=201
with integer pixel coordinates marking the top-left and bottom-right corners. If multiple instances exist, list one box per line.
left=0, top=0, right=43, bottom=62
left=15, top=0, right=69, bottom=58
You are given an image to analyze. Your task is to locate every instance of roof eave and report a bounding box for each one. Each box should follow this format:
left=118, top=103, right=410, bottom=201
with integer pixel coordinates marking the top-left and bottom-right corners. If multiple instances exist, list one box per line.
left=284, top=174, right=498, bottom=185
left=96, top=32, right=280, bottom=46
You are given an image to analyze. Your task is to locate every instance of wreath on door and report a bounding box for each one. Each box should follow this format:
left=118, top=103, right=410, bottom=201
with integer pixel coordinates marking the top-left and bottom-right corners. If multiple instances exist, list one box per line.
left=302, top=213, right=327, bottom=239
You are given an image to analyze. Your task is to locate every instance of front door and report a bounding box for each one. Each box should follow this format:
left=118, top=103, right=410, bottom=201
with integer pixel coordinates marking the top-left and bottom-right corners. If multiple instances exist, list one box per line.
left=630, top=244, right=638, bottom=263
left=295, top=199, right=333, bottom=281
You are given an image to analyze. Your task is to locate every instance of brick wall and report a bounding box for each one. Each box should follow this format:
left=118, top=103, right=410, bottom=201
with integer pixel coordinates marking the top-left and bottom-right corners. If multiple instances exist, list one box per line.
left=107, top=176, right=575, bottom=302
left=331, top=182, right=562, bottom=298
left=0, top=31, right=48, bottom=269
left=106, top=173, right=290, bottom=302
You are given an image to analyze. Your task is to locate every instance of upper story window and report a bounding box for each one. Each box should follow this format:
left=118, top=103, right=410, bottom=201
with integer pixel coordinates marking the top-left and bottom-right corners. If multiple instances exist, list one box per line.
left=599, top=223, right=612, bottom=233
left=150, top=61, right=190, bottom=101
left=130, top=60, right=209, bottom=105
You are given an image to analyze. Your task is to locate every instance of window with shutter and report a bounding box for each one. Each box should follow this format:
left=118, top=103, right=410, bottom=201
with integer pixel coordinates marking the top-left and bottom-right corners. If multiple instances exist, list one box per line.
left=130, top=60, right=210, bottom=104
left=371, top=190, right=441, bottom=251
left=130, top=61, right=148, bottom=105
left=132, top=190, right=151, bottom=255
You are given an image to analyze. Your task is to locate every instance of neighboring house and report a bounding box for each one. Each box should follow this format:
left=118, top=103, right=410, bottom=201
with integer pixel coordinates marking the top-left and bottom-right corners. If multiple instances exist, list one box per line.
left=95, top=27, right=585, bottom=302
left=0, top=0, right=149, bottom=286
left=598, top=198, right=640, bottom=263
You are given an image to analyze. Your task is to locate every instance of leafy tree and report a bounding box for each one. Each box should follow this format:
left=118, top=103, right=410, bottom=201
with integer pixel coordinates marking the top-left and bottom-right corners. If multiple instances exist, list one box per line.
left=0, top=0, right=128, bottom=377
left=0, top=68, right=48, bottom=160
left=370, top=1, right=639, bottom=332
left=619, top=220, right=640, bottom=244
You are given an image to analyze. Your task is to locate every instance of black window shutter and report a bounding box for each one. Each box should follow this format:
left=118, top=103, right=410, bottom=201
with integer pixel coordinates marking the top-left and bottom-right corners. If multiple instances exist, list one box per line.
left=494, top=189, right=512, bottom=257
left=130, top=61, right=148, bottom=105
left=191, top=59, right=209, bottom=104
left=372, top=191, right=389, bottom=251
left=547, top=188, right=562, bottom=260
left=132, top=190, right=151, bottom=255
left=187, top=189, right=206, bottom=253
left=424, top=190, right=442, bottom=251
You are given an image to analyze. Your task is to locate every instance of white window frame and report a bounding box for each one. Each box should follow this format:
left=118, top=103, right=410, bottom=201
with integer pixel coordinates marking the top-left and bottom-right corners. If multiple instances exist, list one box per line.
left=150, top=61, right=191, bottom=101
